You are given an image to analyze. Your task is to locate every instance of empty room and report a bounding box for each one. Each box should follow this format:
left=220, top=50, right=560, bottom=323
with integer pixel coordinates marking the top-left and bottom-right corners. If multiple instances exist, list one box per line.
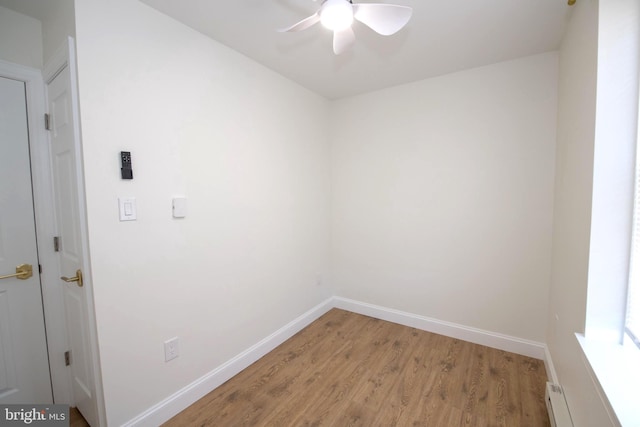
left=0, top=0, right=639, bottom=426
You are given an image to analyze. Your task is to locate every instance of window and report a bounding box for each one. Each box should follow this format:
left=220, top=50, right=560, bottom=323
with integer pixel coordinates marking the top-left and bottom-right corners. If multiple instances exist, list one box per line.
left=626, top=90, right=640, bottom=348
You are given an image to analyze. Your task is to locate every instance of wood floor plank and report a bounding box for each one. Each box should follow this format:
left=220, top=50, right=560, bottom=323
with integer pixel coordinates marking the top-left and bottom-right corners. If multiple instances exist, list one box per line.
left=258, top=317, right=382, bottom=426
left=69, top=407, right=89, bottom=427
left=287, top=317, right=388, bottom=426
left=163, top=309, right=550, bottom=427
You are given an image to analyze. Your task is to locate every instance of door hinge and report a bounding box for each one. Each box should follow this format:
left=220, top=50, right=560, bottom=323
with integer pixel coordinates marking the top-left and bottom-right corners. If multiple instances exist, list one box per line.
left=44, top=113, right=51, bottom=131
left=64, top=350, right=71, bottom=366
left=53, top=236, right=60, bottom=252
left=38, top=264, right=42, bottom=274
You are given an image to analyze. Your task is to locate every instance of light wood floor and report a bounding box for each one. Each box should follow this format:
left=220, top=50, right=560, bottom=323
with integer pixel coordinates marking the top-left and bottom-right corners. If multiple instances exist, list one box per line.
left=70, top=407, right=90, bottom=427
left=164, top=309, right=550, bottom=427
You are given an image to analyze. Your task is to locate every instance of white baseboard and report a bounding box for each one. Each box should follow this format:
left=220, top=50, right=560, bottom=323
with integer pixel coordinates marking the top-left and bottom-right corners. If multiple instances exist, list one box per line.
left=334, top=297, right=560, bottom=385
left=124, top=295, right=554, bottom=426
left=332, top=296, right=547, bottom=360
left=122, top=297, right=334, bottom=427
left=544, top=344, right=559, bottom=384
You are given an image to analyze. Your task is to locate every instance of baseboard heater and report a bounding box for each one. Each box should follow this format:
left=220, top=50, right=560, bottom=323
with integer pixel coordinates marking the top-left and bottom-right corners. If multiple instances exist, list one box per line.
left=545, top=382, right=573, bottom=427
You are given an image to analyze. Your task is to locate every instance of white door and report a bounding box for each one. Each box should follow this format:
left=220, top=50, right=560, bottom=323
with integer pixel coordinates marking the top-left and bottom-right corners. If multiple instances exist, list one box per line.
left=48, top=65, right=97, bottom=426
left=0, top=76, right=53, bottom=404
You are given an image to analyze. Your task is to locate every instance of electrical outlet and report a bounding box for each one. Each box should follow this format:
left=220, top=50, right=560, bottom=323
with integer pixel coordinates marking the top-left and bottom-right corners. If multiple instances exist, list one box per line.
left=164, top=337, right=179, bottom=362
left=315, top=272, right=322, bottom=286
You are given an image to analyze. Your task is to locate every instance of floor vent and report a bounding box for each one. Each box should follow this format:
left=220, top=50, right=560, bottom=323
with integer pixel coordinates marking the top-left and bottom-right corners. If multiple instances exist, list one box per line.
left=545, top=382, right=573, bottom=427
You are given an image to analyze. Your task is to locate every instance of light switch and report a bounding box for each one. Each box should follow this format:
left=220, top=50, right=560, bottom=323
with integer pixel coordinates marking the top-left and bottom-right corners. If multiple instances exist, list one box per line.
left=118, top=197, right=137, bottom=221
left=172, top=197, right=187, bottom=218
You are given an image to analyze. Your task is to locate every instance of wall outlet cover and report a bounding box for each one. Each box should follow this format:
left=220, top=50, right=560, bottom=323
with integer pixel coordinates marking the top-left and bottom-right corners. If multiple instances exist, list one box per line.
left=164, top=337, right=179, bottom=362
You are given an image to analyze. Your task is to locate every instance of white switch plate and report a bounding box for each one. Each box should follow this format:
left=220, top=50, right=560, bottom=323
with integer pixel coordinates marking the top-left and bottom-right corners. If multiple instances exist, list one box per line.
left=118, top=197, right=137, bottom=221
left=172, top=197, right=187, bottom=218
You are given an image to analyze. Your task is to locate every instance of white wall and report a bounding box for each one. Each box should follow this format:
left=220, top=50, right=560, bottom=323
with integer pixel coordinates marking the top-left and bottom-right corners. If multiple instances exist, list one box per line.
left=330, top=52, right=558, bottom=343
left=73, top=0, right=330, bottom=424
left=0, top=0, right=74, bottom=68
left=41, top=0, right=75, bottom=65
left=0, top=6, right=43, bottom=68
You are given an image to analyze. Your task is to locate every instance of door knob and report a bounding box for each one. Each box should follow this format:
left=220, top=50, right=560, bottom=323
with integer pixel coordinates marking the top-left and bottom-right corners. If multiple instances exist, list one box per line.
left=0, top=264, right=33, bottom=280
left=61, top=269, right=83, bottom=287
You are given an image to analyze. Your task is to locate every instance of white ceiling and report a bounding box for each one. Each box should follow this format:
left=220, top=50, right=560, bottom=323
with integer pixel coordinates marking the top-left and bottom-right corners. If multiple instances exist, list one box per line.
left=0, top=0, right=58, bottom=23
left=140, top=0, right=571, bottom=99
left=0, top=0, right=571, bottom=99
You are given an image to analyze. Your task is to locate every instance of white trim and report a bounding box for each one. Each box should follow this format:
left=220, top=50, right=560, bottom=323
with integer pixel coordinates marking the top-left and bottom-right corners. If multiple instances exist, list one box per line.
left=576, top=333, right=634, bottom=427
left=123, top=295, right=552, bottom=426
left=0, top=59, right=72, bottom=404
left=122, top=298, right=335, bottom=427
left=333, top=297, right=558, bottom=382
left=544, top=345, right=559, bottom=385
left=43, top=41, right=69, bottom=84
left=44, top=37, right=107, bottom=427
left=67, top=36, right=107, bottom=427
left=333, top=297, right=546, bottom=359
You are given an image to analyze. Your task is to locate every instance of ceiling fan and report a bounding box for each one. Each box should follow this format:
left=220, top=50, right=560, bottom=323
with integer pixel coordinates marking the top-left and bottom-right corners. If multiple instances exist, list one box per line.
left=278, top=0, right=413, bottom=55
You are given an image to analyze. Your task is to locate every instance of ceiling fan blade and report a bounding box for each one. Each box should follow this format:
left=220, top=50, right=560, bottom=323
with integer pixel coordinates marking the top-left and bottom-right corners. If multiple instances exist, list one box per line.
left=278, top=12, right=321, bottom=32
left=333, top=26, right=355, bottom=54
left=353, top=3, right=412, bottom=36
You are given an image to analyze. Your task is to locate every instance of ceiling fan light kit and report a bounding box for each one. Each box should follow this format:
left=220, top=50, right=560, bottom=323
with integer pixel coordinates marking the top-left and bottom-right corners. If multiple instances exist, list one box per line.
left=321, top=0, right=354, bottom=31
left=279, top=0, right=413, bottom=55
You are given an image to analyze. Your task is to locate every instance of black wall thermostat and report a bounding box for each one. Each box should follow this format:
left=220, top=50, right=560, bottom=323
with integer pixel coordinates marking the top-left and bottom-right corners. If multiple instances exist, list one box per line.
left=120, top=151, right=133, bottom=180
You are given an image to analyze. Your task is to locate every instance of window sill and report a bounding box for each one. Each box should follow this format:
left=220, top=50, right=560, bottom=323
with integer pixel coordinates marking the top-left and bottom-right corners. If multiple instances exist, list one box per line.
left=576, top=333, right=640, bottom=426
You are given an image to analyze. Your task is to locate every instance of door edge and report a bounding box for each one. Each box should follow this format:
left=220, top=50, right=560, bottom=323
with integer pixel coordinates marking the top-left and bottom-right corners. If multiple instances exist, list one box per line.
left=44, top=37, right=106, bottom=427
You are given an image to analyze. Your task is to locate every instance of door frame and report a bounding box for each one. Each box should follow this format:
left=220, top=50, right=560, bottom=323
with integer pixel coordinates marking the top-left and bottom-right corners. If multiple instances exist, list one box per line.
left=43, top=37, right=106, bottom=426
left=0, top=58, right=66, bottom=401
left=0, top=37, right=106, bottom=425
